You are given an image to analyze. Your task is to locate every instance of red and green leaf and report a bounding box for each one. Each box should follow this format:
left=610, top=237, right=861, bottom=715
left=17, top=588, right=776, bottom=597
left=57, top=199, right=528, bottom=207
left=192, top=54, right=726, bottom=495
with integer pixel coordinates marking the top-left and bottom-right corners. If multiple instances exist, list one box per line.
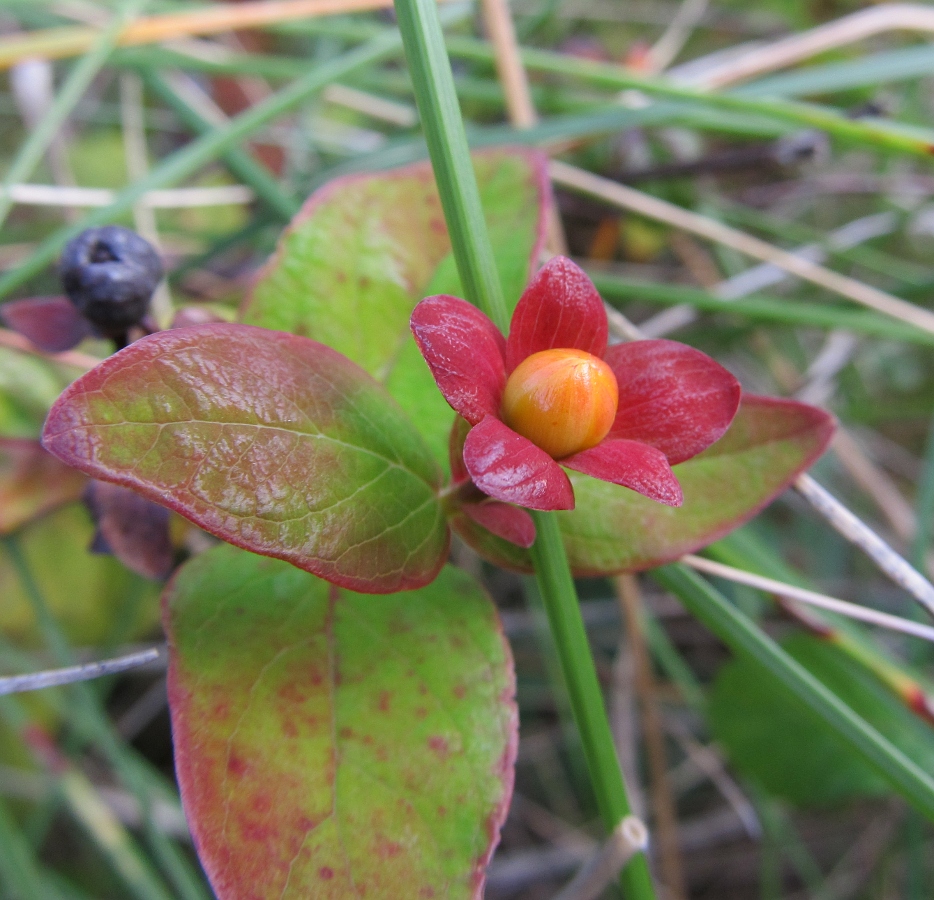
left=241, top=149, right=549, bottom=468
left=165, top=544, right=517, bottom=900
left=0, top=438, right=87, bottom=534
left=41, top=324, right=447, bottom=593
left=451, top=395, right=835, bottom=573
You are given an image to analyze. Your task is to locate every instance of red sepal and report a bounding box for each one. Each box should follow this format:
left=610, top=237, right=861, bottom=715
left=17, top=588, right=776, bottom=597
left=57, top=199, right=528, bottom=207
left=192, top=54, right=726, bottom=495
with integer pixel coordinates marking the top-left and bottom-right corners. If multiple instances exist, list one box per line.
left=1, top=296, right=91, bottom=352
left=463, top=415, right=574, bottom=511
left=563, top=438, right=683, bottom=507
left=505, top=257, right=608, bottom=372
left=410, top=295, right=507, bottom=425
left=605, top=340, right=741, bottom=465
left=463, top=500, right=536, bottom=548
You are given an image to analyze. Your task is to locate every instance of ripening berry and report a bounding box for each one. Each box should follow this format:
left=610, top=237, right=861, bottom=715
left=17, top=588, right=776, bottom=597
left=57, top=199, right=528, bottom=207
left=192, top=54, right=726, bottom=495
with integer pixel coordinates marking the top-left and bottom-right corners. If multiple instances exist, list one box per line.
left=59, top=226, right=163, bottom=337
left=501, top=349, right=618, bottom=459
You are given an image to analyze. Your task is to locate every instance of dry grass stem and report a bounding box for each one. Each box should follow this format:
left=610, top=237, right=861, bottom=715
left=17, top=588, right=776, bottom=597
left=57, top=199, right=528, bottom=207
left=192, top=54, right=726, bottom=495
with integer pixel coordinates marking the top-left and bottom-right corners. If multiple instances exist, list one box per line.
left=0, top=647, right=163, bottom=696
left=552, top=816, right=650, bottom=900
left=0, top=0, right=452, bottom=70
left=682, top=554, right=934, bottom=641
left=677, top=3, right=934, bottom=89
left=551, top=160, right=934, bottom=336
left=1, top=184, right=256, bottom=209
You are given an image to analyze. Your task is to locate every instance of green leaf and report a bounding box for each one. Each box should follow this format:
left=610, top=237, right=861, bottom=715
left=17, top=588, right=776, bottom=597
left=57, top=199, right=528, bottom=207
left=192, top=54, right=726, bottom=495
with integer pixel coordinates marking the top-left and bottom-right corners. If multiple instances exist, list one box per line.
left=709, top=633, right=934, bottom=806
left=240, top=149, right=548, bottom=469
left=451, top=395, right=834, bottom=575
left=41, top=324, right=447, bottom=594
left=165, top=545, right=517, bottom=900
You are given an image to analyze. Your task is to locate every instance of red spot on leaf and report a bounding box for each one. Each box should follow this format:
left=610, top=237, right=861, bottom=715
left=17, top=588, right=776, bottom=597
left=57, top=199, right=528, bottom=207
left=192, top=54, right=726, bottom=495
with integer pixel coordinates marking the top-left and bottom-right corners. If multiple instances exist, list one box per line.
left=227, top=754, right=248, bottom=777
left=452, top=684, right=466, bottom=699
left=319, top=867, right=334, bottom=880
left=437, top=805, right=447, bottom=817
left=376, top=839, right=403, bottom=859
left=377, top=690, right=391, bottom=712
left=427, top=736, right=449, bottom=757
left=415, top=707, right=427, bottom=719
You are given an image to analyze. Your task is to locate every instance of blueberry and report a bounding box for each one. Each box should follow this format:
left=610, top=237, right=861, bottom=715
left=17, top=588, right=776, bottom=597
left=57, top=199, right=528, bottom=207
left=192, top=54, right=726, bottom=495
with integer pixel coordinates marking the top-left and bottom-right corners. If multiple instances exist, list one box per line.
left=59, top=226, right=163, bottom=337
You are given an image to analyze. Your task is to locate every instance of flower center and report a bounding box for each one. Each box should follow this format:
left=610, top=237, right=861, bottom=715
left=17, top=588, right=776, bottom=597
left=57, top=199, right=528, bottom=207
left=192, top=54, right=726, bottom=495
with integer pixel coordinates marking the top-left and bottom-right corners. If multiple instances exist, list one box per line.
left=501, top=349, right=618, bottom=459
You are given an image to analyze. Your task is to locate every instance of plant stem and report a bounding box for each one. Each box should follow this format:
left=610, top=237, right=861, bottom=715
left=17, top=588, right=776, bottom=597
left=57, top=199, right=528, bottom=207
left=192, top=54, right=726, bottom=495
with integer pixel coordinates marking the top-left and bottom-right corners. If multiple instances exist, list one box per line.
left=393, top=0, right=656, bottom=895
left=393, top=0, right=509, bottom=332
left=530, top=513, right=658, bottom=896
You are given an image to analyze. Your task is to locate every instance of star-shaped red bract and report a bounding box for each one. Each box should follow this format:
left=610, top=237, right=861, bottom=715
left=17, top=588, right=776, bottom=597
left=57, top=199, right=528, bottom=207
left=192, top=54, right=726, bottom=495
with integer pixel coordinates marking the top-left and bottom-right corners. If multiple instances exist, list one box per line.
left=411, top=256, right=741, bottom=525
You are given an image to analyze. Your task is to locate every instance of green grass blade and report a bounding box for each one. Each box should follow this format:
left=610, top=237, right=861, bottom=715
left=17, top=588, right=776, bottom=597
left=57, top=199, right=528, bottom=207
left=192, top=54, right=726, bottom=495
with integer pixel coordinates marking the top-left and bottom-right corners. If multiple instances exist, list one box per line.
left=393, top=0, right=508, bottom=331
left=652, top=563, right=934, bottom=822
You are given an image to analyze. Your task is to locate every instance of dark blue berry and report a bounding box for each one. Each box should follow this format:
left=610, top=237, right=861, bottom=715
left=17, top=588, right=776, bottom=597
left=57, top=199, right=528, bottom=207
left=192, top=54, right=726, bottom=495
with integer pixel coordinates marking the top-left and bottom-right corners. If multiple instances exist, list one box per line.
left=59, top=226, right=163, bottom=337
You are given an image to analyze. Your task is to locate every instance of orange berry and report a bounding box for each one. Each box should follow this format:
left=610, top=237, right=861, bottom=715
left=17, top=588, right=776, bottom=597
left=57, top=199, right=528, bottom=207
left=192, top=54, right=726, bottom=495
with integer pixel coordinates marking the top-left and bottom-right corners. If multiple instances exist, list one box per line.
left=501, top=349, right=618, bottom=459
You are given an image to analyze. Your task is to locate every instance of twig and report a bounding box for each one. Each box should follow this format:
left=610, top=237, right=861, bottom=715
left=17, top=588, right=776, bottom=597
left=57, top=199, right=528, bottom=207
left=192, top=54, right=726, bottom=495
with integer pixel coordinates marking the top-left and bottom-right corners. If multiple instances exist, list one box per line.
left=645, top=0, right=708, bottom=73
left=550, top=160, right=934, bottom=336
left=322, top=83, right=417, bottom=127
left=552, top=816, right=649, bottom=900
left=640, top=212, right=899, bottom=338
left=0, top=0, right=454, bottom=70
left=664, top=717, right=761, bottom=839
left=480, top=0, right=568, bottom=255
left=672, top=3, right=934, bottom=89
left=793, top=475, right=934, bottom=620
left=0, top=183, right=255, bottom=208
left=0, top=647, right=164, bottom=696
left=681, top=554, right=934, bottom=640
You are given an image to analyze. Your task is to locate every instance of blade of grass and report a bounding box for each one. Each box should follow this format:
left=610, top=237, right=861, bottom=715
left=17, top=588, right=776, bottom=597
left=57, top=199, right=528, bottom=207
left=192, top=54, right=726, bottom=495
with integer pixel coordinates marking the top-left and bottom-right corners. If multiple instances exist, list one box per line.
left=394, top=0, right=508, bottom=330
left=0, top=0, right=149, bottom=230
left=0, top=792, right=63, bottom=900
left=140, top=69, right=300, bottom=220
left=392, top=0, right=655, bottom=895
left=651, top=563, right=934, bottom=822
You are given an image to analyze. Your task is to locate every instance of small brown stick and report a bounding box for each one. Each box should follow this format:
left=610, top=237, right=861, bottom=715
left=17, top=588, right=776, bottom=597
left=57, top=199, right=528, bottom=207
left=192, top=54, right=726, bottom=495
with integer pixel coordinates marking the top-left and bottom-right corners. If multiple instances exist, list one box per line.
left=552, top=816, right=649, bottom=900
left=617, top=575, right=688, bottom=900
left=677, top=3, right=934, bottom=89
left=480, top=0, right=568, bottom=256
left=0, top=0, right=449, bottom=70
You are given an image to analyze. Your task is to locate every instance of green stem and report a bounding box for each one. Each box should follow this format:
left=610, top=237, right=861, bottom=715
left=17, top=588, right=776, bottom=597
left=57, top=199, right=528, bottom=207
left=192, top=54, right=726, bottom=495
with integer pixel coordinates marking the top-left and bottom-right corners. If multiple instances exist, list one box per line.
left=393, top=0, right=509, bottom=333
left=392, top=0, right=655, bottom=895
left=530, top=513, right=657, bottom=896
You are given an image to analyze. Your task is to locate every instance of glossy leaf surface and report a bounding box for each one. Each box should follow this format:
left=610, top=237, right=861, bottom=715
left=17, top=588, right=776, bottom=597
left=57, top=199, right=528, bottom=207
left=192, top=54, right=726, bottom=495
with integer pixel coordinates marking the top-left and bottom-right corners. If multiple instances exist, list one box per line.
left=41, top=324, right=447, bottom=593
left=242, top=150, right=548, bottom=468
left=709, top=634, right=934, bottom=806
left=450, top=395, right=835, bottom=574
left=0, top=438, right=87, bottom=534
left=166, top=545, right=517, bottom=900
